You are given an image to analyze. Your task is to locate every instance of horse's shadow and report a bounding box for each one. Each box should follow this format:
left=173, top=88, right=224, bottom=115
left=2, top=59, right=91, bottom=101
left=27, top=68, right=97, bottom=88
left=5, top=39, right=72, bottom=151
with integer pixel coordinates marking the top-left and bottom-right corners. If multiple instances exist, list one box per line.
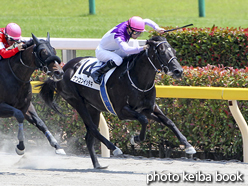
left=21, top=167, right=143, bottom=175
left=13, top=153, right=144, bottom=175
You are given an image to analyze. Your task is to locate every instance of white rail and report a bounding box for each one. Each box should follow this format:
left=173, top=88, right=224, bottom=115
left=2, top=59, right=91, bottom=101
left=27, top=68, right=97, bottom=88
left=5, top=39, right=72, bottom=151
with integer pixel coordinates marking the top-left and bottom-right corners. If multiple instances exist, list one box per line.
left=23, top=37, right=146, bottom=62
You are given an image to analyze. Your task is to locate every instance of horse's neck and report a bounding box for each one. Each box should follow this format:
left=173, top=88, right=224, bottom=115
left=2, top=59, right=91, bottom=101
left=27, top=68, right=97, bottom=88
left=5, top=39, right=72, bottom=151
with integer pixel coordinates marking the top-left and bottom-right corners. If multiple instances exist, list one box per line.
left=11, top=46, right=36, bottom=83
left=129, top=52, right=157, bottom=89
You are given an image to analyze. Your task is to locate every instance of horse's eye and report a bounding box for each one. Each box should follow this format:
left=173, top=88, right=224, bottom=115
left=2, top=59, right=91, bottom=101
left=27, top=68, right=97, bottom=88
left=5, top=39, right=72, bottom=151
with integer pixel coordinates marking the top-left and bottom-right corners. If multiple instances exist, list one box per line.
left=159, top=50, right=166, bottom=55
left=40, top=49, right=49, bottom=59
left=53, top=48, right=56, bottom=54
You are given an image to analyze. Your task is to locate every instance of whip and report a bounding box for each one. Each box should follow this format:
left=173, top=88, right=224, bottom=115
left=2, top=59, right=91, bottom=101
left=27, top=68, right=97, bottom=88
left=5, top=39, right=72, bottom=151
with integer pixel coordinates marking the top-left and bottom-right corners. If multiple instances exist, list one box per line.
left=163, top=24, right=193, bottom=33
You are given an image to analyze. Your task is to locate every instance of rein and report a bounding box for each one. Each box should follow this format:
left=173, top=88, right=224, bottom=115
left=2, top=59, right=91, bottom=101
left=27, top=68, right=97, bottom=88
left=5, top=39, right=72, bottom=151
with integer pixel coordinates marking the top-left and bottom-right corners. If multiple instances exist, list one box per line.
left=127, top=61, right=155, bottom=93
left=145, top=49, right=160, bottom=73
left=19, top=52, right=37, bottom=70
left=8, top=58, right=31, bottom=83
left=8, top=50, right=41, bottom=84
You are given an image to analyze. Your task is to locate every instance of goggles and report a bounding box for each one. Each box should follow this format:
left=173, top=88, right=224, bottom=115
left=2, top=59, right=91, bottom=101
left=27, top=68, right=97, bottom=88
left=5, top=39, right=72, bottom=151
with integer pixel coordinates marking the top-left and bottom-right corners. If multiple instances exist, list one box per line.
left=128, top=25, right=142, bottom=36
left=132, top=30, right=142, bottom=36
left=5, top=34, right=19, bottom=42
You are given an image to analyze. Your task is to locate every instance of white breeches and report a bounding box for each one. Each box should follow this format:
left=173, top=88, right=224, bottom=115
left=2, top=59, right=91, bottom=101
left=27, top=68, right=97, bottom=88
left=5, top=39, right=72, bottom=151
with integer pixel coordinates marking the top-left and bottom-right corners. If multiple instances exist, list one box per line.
left=95, top=46, right=127, bottom=66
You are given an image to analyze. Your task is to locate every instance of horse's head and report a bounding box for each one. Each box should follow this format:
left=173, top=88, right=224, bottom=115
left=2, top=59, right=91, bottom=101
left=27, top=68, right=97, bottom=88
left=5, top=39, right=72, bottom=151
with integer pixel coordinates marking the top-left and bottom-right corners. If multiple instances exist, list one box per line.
left=146, top=36, right=183, bottom=79
left=32, top=33, right=64, bottom=81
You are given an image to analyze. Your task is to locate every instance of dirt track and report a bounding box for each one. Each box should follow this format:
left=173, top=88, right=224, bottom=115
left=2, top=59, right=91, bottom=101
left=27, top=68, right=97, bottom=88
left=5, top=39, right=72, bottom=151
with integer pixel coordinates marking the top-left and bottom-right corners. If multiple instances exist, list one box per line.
left=0, top=145, right=248, bottom=186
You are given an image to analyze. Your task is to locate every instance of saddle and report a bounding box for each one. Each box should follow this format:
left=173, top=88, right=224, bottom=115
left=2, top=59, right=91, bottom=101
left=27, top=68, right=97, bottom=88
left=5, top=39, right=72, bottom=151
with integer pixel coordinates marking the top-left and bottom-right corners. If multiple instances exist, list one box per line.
left=71, top=58, right=117, bottom=115
left=71, top=58, right=116, bottom=90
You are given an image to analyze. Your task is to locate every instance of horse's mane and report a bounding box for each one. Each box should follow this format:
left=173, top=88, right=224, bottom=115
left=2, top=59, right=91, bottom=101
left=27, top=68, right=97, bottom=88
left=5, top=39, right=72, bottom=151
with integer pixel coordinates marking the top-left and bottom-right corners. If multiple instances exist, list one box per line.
left=122, top=50, right=145, bottom=65
left=120, top=36, right=167, bottom=73
left=151, top=35, right=167, bottom=41
left=22, top=39, right=34, bottom=49
left=123, top=35, right=166, bottom=64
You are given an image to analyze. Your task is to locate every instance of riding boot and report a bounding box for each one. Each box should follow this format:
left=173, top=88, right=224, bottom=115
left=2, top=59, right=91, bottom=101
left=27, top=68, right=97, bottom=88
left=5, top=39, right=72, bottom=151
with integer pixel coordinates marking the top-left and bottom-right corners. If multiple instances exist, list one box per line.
left=91, top=60, right=117, bottom=84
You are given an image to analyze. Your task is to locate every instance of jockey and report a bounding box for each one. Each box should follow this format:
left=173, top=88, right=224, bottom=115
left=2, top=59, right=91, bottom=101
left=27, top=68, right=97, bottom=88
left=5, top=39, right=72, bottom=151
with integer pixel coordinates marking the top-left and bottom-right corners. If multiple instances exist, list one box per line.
left=0, top=23, right=24, bottom=60
left=91, top=16, right=165, bottom=84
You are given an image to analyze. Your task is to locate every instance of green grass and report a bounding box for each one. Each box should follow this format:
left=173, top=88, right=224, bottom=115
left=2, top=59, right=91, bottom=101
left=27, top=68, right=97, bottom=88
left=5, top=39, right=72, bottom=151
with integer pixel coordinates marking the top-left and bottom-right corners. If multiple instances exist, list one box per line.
left=1, top=0, right=248, bottom=57
left=1, top=0, right=248, bottom=38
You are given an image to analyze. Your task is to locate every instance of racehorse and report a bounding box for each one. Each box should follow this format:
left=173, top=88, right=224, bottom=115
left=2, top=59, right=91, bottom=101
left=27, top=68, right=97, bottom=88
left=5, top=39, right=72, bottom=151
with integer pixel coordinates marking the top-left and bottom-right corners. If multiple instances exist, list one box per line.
left=38, top=36, right=196, bottom=168
left=0, top=33, right=65, bottom=155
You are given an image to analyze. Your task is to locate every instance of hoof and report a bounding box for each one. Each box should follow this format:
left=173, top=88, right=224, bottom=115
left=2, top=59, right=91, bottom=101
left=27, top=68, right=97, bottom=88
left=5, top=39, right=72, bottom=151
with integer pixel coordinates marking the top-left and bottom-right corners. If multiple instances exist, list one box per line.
left=113, top=147, right=123, bottom=156
left=15, top=146, right=25, bottom=156
left=130, top=135, right=136, bottom=145
left=55, top=148, right=66, bottom=155
left=185, top=146, right=196, bottom=154
left=95, top=165, right=108, bottom=169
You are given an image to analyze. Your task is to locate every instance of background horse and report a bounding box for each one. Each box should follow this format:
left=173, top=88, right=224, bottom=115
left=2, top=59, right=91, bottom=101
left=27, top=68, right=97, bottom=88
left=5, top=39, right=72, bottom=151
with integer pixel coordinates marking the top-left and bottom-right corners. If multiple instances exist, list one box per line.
left=0, top=33, right=65, bottom=155
left=39, top=36, right=196, bottom=168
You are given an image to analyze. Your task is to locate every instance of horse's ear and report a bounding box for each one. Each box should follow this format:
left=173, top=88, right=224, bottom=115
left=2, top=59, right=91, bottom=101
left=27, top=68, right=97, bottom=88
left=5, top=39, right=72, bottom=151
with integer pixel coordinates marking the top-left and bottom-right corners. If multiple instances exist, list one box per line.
left=32, top=33, right=40, bottom=45
left=146, top=39, right=151, bottom=45
left=146, top=38, right=154, bottom=46
left=47, top=32, right=50, bottom=42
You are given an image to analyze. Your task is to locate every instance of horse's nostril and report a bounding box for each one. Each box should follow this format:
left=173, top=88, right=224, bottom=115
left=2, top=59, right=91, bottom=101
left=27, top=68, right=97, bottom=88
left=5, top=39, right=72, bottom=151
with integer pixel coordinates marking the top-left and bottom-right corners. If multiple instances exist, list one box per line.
left=54, top=70, right=64, bottom=79
left=174, top=69, right=182, bottom=75
left=54, top=71, right=62, bottom=75
left=173, top=69, right=183, bottom=78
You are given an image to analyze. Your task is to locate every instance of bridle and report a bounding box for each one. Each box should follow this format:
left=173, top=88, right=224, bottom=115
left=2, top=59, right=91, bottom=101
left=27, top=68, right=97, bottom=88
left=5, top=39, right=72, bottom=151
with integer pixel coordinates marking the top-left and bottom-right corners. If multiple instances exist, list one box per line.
left=147, top=41, right=177, bottom=73
left=127, top=40, right=177, bottom=92
left=33, top=41, right=61, bottom=71
left=8, top=42, right=61, bottom=83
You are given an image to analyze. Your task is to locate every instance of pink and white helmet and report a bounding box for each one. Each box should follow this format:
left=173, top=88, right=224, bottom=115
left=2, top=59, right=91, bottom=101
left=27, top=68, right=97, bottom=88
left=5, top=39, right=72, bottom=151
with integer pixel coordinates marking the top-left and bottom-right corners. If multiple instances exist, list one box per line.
left=128, top=16, right=146, bottom=32
left=4, top=23, right=22, bottom=40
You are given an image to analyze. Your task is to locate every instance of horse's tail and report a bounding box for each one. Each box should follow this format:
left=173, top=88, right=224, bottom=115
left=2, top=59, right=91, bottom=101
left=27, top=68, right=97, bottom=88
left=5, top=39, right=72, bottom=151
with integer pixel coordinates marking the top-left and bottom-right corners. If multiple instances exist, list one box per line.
left=37, top=79, right=62, bottom=115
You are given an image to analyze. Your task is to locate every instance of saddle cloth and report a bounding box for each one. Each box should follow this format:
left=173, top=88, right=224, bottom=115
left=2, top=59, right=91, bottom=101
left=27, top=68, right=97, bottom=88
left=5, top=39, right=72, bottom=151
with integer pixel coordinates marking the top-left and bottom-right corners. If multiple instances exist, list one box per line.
left=70, top=58, right=117, bottom=115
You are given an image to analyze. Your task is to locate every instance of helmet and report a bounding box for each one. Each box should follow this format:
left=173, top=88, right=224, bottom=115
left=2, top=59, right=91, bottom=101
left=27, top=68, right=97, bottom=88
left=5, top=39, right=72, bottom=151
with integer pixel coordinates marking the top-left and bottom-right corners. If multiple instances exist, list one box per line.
left=128, top=16, right=146, bottom=32
left=4, top=23, right=22, bottom=40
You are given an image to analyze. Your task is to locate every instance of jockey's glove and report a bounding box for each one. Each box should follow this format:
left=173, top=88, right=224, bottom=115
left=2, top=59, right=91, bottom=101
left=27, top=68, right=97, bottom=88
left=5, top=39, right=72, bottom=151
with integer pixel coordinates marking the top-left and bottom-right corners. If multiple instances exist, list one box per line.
left=143, top=44, right=149, bottom=50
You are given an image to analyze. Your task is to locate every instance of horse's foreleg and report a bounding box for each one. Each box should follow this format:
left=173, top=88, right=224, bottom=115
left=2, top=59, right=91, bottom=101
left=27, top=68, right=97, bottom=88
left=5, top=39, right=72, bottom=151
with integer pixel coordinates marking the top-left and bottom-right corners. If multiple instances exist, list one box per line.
left=24, top=102, right=66, bottom=155
left=122, top=105, right=148, bottom=144
left=0, top=103, right=25, bottom=155
left=147, top=104, right=196, bottom=154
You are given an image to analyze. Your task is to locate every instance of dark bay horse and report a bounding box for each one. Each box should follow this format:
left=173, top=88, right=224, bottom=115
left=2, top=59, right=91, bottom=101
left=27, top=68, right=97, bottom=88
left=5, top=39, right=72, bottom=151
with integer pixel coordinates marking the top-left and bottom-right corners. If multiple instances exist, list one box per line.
left=0, top=33, right=65, bottom=155
left=38, top=36, right=196, bottom=168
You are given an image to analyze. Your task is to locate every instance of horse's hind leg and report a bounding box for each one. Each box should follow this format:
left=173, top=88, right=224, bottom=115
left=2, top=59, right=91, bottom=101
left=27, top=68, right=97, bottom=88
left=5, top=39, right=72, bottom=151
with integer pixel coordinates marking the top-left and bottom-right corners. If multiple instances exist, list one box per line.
left=84, top=107, right=109, bottom=169
left=0, top=103, right=25, bottom=155
left=147, top=104, right=196, bottom=154
left=24, top=102, right=66, bottom=155
left=70, top=100, right=120, bottom=152
left=70, top=101, right=121, bottom=168
left=85, top=126, right=108, bottom=169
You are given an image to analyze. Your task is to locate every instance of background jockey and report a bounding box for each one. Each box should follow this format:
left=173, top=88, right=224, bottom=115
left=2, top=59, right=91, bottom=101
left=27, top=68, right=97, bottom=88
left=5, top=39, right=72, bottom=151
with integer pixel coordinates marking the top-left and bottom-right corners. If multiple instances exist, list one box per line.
left=91, top=16, right=165, bottom=84
left=0, top=23, right=24, bottom=60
